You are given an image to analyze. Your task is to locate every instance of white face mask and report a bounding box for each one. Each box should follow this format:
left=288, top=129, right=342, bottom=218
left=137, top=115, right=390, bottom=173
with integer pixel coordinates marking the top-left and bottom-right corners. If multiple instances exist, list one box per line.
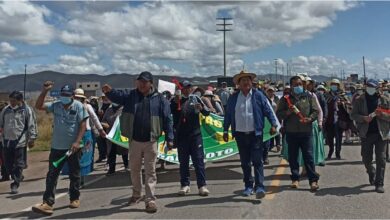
left=357, top=90, right=364, bottom=95
left=10, top=105, right=19, bottom=110
left=366, top=87, right=377, bottom=96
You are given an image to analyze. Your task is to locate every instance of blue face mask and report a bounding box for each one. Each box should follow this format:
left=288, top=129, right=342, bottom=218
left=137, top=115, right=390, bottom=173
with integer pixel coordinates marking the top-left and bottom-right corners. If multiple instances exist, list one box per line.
left=330, top=85, right=338, bottom=92
left=293, top=86, right=304, bottom=94
left=59, top=96, right=72, bottom=105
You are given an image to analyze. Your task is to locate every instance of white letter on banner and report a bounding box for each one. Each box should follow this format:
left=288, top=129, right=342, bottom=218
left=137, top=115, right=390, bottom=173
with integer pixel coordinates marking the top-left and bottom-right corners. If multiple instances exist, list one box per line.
left=206, top=152, right=215, bottom=159
left=224, top=148, right=233, bottom=154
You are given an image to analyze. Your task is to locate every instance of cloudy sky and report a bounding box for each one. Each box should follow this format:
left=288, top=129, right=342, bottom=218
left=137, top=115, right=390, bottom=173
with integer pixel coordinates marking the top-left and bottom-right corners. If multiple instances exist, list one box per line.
left=0, top=1, right=390, bottom=79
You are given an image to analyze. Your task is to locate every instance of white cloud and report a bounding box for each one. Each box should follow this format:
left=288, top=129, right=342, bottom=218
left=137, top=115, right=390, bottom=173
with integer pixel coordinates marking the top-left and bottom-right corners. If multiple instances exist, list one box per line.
left=59, top=31, right=96, bottom=47
left=52, top=1, right=357, bottom=76
left=0, top=1, right=55, bottom=45
left=0, top=42, right=16, bottom=53
left=59, top=55, right=89, bottom=66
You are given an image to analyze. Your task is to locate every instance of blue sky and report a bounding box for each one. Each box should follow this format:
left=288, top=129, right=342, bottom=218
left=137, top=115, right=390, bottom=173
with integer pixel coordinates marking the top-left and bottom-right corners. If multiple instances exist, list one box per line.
left=0, top=1, right=389, bottom=79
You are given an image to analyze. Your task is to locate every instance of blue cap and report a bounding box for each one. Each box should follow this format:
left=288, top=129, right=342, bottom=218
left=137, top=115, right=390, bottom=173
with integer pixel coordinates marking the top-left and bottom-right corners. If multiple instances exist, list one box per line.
left=366, top=79, right=379, bottom=88
left=61, top=85, right=74, bottom=96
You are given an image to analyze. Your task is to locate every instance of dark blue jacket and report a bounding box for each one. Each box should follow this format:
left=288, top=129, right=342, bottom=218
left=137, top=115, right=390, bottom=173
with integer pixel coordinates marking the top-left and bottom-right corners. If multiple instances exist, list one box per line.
left=223, top=89, right=277, bottom=137
left=106, top=88, right=174, bottom=143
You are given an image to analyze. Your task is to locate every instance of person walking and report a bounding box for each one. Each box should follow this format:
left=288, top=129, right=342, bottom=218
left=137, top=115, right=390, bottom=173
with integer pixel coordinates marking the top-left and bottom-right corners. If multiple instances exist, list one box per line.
left=223, top=71, right=278, bottom=199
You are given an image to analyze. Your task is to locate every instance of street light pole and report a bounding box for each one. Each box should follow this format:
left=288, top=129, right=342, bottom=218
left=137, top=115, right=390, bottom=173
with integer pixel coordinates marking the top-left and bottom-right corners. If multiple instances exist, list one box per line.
left=274, top=59, right=278, bottom=82
left=363, top=56, right=366, bottom=84
left=24, top=64, right=27, bottom=101
left=217, top=17, right=233, bottom=77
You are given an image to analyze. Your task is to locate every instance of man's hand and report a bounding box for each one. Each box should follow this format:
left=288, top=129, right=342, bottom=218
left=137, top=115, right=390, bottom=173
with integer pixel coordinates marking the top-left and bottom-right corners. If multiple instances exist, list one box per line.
left=375, top=109, right=383, bottom=117
left=101, top=123, right=110, bottom=130
left=167, top=141, right=174, bottom=150
left=43, top=81, right=54, bottom=92
left=27, top=141, right=35, bottom=149
left=301, top=117, right=312, bottom=124
left=71, top=142, right=81, bottom=154
left=102, top=84, right=112, bottom=94
left=270, top=126, right=277, bottom=135
left=363, top=116, right=372, bottom=123
left=195, top=103, right=203, bottom=111
left=223, top=133, right=229, bottom=142
left=99, top=129, right=107, bottom=138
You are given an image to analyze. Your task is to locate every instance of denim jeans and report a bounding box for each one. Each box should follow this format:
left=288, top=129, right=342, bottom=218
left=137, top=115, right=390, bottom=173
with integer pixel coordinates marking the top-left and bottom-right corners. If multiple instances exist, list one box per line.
left=43, top=149, right=82, bottom=206
left=286, top=132, right=319, bottom=184
left=177, top=134, right=207, bottom=188
left=235, top=132, right=265, bottom=190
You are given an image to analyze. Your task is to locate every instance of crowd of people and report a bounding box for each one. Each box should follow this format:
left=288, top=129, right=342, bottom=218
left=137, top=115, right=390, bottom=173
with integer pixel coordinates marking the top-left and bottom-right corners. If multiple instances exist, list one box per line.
left=0, top=70, right=388, bottom=215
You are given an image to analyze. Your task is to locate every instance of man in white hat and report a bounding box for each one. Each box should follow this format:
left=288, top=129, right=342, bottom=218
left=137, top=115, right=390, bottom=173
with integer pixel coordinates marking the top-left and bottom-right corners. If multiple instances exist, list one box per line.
left=223, top=71, right=278, bottom=199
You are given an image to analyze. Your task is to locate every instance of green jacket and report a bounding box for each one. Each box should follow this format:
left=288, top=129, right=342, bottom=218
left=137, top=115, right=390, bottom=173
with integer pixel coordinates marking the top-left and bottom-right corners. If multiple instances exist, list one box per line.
left=350, top=94, right=390, bottom=140
left=276, top=92, right=319, bottom=134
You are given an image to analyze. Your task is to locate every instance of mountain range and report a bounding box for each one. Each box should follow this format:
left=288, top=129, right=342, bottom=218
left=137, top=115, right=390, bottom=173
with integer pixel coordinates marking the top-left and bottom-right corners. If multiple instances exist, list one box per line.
left=0, top=71, right=335, bottom=92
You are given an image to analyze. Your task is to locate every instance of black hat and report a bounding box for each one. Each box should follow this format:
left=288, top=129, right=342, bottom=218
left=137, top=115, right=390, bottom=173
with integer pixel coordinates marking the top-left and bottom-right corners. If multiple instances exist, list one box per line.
left=61, top=85, right=74, bottom=96
left=137, top=71, right=153, bottom=82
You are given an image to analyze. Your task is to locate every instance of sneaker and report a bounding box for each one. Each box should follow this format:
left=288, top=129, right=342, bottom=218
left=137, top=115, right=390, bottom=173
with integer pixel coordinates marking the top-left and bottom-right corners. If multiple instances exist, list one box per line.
left=369, top=173, right=376, bottom=186
left=242, top=187, right=254, bottom=197
left=375, top=186, right=385, bottom=193
left=124, top=166, right=130, bottom=171
left=310, top=182, right=319, bottom=192
left=198, top=186, right=210, bottom=196
left=263, top=159, right=270, bottom=165
left=10, top=183, right=18, bottom=194
left=32, top=202, right=53, bottom=215
left=255, top=188, right=266, bottom=199
left=178, top=186, right=190, bottom=196
left=276, top=145, right=282, bottom=152
left=291, top=181, right=299, bottom=189
left=128, top=196, right=142, bottom=206
left=145, top=201, right=157, bottom=213
left=69, top=200, right=80, bottom=209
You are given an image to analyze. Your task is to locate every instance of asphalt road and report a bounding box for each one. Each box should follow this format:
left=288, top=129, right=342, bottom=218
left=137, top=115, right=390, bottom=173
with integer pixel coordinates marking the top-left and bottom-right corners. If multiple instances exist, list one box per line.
left=1, top=143, right=389, bottom=219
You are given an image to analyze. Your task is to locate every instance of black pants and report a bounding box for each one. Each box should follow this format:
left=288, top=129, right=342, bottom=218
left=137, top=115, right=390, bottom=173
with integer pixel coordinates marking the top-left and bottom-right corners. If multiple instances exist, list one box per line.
left=177, top=134, right=207, bottom=188
left=0, top=145, right=10, bottom=179
left=286, top=132, right=319, bottom=184
left=361, top=133, right=387, bottom=186
left=326, top=124, right=343, bottom=158
left=2, top=145, right=25, bottom=187
left=108, top=143, right=128, bottom=172
left=96, top=136, right=107, bottom=160
left=43, top=149, right=82, bottom=206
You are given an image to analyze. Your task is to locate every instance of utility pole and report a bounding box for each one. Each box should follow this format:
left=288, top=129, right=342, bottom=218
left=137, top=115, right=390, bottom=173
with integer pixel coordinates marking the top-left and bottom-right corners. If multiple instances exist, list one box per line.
left=281, top=64, right=285, bottom=85
left=363, top=56, right=366, bottom=84
left=24, top=64, right=27, bottom=101
left=274, top=59, right=278, bottom=82
left=217, top=17, right=233, bottom=77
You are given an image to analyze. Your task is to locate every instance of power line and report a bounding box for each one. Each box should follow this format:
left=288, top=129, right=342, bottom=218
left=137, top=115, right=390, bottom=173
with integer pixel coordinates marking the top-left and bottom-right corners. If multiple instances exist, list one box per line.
left=216, top=17, right=233, bottom=77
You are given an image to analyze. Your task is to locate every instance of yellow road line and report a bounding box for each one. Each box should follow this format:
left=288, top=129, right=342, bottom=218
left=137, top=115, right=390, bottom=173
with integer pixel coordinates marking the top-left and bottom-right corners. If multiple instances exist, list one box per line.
left=265, top=159, right=288, bottom=200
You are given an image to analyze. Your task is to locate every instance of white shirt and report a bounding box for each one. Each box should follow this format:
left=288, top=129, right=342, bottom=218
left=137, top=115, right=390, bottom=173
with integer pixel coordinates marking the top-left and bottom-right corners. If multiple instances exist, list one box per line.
left=235, top=90, right=255, bottom=132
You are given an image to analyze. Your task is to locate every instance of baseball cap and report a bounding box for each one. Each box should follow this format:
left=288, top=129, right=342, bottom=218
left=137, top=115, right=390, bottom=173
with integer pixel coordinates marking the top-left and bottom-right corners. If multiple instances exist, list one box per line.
left=61, top=85, right=74, bottom=96
left=181, top=80, right=192, bottom=88
left=366, top=79, right=379, bottom=88
left=137, top=71, right=153, bottom=82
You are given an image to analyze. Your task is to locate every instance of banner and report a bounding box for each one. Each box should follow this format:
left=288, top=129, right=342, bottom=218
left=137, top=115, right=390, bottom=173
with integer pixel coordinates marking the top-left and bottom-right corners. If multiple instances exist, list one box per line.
left=107, top=112, right=280, bottom=164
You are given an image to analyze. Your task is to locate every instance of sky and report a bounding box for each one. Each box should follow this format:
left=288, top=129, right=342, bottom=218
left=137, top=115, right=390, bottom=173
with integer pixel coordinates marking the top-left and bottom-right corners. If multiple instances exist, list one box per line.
left=0, top=0, right=390, bottom=80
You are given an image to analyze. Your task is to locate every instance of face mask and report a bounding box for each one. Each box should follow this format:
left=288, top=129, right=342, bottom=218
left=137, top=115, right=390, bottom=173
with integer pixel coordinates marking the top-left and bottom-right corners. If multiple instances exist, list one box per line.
left=366, top=87, right=377, bottom=96
left=293, top=86, right=304, bottom=95
left=330, top=85, right=338, bottom=92
left=384, top=91, right=389, bottom=96
left=10, top=105, right=20, bottom=110
left=112, top=103, right=119, bottom=107
left=60, top=96, right=72, bottom=105
left=357, top=90, right=364, bottom=95
left=318, top=91, right=325, bottom=95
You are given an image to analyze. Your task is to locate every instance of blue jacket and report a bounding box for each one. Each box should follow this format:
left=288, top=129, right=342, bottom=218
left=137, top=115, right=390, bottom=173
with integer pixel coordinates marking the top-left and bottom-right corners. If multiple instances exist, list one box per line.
left=106, top=88, right=174, bottom=143
left=223, top=89, right=277, bottom=137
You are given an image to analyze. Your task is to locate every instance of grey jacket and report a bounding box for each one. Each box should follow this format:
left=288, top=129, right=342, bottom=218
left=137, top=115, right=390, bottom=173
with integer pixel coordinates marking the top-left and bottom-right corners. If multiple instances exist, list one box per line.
left=0, top=103, right=38, bottom=148
left=350, top=94, right=390, bottom=140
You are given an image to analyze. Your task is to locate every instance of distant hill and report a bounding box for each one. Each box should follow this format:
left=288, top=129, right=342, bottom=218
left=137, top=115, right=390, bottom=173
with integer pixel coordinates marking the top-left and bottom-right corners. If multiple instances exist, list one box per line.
left=0, top=70, right=335, bottom=92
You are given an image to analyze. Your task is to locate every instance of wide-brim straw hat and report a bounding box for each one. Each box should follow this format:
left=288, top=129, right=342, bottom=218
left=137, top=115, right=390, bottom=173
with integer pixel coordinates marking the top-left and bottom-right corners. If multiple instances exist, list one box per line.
left=233, top=70, right=257, bottom=85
